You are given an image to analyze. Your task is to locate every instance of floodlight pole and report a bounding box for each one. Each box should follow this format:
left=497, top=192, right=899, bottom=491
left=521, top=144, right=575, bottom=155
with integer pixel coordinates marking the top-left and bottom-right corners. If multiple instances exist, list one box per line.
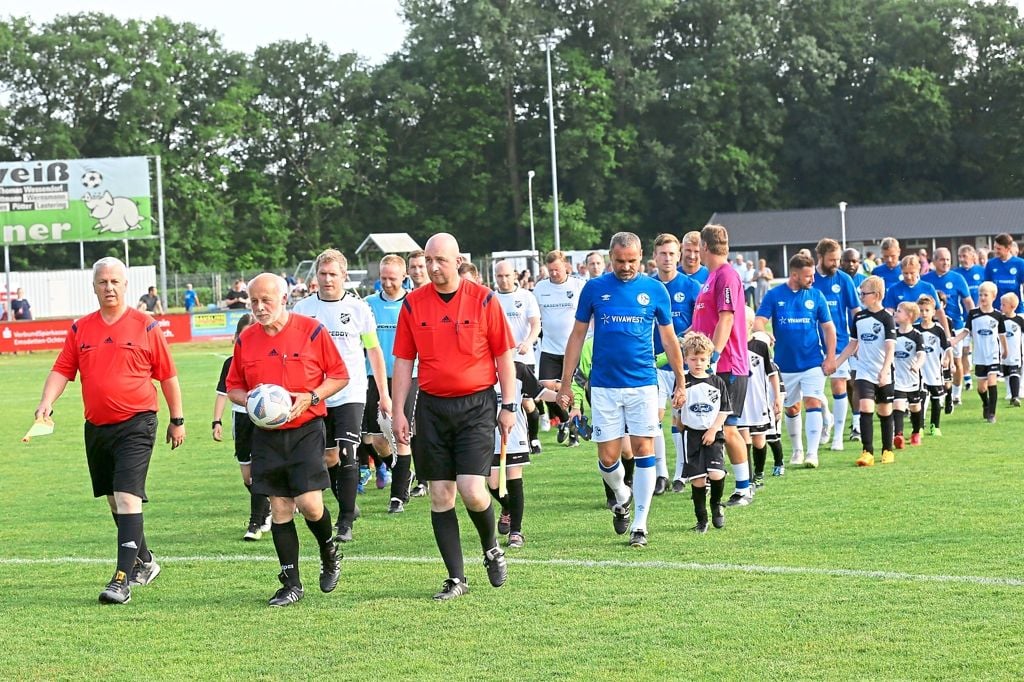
left=839, top=201, right=848, bottom=250
left=527, top=170, right=536, bottom=255
left=541, top=36, right=561, bottom=252
left=3, top=244, right=10, bottom=321
left=155, top=155, right=167, bottom=308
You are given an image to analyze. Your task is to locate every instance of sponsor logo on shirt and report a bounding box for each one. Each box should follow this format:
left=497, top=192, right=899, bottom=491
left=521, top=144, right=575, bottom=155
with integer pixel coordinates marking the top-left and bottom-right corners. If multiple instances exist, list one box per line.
left=781, top=316, right=812, bottom=325
left=689, top=403, right=714, bottom=414
left=601, top=294, right=611, bottom=301
left=601, top=314, right=645, bottom=324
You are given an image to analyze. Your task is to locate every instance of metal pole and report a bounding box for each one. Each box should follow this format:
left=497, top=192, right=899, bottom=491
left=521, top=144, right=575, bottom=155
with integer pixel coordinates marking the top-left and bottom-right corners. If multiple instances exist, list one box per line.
left=4, top=244, right=10, bottom=321
left=124, top=238, right=130, bottom=270
left=839, top=201, right=848, bottom=250
left=155, top=155, right=168, bottom=306
left=528, top=170, right=536, bottom=254
left=79, top=241, right=85, bottom=269
left=543, top=39, right=560, bottom=251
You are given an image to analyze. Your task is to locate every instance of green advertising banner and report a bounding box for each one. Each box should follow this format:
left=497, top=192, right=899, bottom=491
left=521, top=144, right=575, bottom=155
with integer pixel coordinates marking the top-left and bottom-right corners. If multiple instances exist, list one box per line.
left=0, top=156, right=153, bottom=246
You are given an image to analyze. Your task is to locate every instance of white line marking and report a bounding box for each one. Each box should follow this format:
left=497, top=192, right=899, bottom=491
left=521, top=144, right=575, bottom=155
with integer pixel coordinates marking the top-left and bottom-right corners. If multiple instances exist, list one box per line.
left=1, top=554, right=1021, bottom=587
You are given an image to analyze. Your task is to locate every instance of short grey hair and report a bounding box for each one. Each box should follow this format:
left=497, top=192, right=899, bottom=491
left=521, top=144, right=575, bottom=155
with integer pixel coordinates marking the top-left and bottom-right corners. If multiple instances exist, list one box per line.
left=92, top=257, right=127, bottom=280
left=609, top=231, right=642, bottom=252
left=248, top=273, right=289, bottom=299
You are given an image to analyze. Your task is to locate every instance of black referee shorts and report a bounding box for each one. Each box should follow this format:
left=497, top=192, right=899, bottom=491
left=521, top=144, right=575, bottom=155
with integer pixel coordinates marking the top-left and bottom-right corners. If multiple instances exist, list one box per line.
left=231, top=411, right=255, bottom=464
left=84, top=411, right=158, bottom=500
left=413, top=388, right=496, bottom=480
left=251, top=418, right=329, bottom=498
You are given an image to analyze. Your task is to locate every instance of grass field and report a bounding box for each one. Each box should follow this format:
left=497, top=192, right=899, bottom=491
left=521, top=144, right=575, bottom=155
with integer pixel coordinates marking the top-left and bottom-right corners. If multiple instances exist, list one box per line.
left=2, top=342, right=1023, bottom=680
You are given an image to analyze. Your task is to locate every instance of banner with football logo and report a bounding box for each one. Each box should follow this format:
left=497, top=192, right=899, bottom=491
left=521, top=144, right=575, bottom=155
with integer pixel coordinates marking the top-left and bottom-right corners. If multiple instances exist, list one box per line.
left=0, top=156, right=153, bottom=246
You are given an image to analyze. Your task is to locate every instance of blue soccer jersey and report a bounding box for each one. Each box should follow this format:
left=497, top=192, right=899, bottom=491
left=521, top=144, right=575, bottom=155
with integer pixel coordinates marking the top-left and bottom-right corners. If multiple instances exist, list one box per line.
left=851, top=271, right=867, bottom=288
left=651, top=271, right=699, bottom=358
left=679, top=265, right=709, bottom=284
left=922, top=270, right=971, bottom=329
left=872, top=262, right=903, bottom=289
left=575, top=273, right=671, bottom=388
left=755, top=284, right=832, bottom=373
left=813, top=269, right=859, bottom=353
left=956, top=265, right=985, bottom=305
left=984, top=256, right=1024, bottom=312
left=364, top=291, right=406, bottom=377
left=883, top=280, right=940, bottom=313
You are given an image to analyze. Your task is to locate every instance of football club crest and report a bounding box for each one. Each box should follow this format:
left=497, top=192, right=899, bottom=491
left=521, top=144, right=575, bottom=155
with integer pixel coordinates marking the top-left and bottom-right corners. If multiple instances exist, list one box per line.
left=637, top=293, right=651, bottom=305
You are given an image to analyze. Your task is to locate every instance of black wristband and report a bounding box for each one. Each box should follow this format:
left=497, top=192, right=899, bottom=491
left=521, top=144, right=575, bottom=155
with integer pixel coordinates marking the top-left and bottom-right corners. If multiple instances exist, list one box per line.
left=170, top=417, right=185, bottom=427
left=212, top=420, right=222, bottom=428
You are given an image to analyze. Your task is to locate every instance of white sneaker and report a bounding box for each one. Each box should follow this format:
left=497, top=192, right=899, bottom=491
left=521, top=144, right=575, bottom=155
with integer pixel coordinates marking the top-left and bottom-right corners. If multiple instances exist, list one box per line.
left=259, top=515, right=272, bottom=533
left=790, top=450, right=805, bottom=466
left=804, top=453, right=819, bottom=469
left=540, top=414, right=551, bottom=432
left=822, top=413, right=834, bottom=442
left=830, top=438, right=845, bottom=451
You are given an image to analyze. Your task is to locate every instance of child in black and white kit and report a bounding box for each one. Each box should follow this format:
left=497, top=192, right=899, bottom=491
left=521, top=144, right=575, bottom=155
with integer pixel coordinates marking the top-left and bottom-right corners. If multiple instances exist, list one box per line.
left=999, top=293, right=1024, bottom=406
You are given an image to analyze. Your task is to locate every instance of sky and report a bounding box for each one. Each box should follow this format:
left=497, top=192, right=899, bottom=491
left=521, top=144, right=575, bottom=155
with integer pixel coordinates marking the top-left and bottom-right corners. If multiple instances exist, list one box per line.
left=9, top=0, right=409, bottom=64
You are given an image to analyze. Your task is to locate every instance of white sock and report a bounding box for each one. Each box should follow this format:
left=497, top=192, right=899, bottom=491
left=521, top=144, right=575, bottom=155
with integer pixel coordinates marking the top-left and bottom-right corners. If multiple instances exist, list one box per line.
left=832, top=394, right=848, bottom=442
left=806, top=408, right=824, bottom=455
left=732, top=461, right=750, bottom=492
left=786, top=412, right=804, bottom=453
left=599, top=460, right=631, bottom=505
left=631, top=456, right=656, bottom=532
left=653, top=431, right=668, bottom=478
left=672, top=429, right=685, bottom=480
left=952, top=384, right=962, bottom=400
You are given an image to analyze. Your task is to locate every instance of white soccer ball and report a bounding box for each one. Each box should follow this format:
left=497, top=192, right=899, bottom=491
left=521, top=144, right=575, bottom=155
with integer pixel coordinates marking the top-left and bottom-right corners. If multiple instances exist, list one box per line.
left=81, top=171, right=103, bottom=188
left=246, top=384, right=293, bottom=429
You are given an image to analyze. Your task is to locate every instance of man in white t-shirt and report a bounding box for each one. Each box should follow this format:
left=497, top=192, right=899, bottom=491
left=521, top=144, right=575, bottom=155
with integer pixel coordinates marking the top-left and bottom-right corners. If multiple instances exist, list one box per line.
left=532, top=250, right=586, bottom=445
left=293, top=249, right=390, bottom=543
left=494, top=259, right=542, bottom=453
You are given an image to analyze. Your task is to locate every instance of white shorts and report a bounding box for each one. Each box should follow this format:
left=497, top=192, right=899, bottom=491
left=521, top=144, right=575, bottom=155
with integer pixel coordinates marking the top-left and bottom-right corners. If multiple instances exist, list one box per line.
left=952, top=329, right=968, bottom=355
left=656, top=369, right=676, bottom=406
left=832, top=358, right=852, bottom=380
left=780, top=368, right=827, bottom=408
left=591, top=385, right=661, bottom=442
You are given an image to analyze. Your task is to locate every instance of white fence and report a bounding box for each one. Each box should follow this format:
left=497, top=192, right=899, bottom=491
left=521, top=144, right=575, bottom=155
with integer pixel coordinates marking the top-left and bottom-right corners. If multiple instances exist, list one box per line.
left=3, top=266, right=157, bottom=318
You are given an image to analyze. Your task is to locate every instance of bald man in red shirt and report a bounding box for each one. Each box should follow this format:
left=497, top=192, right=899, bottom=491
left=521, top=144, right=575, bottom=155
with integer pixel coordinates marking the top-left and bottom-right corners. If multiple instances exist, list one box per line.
left=392, top=233, right=517, bottom=601
left=35, top=257, right=185, bottom=605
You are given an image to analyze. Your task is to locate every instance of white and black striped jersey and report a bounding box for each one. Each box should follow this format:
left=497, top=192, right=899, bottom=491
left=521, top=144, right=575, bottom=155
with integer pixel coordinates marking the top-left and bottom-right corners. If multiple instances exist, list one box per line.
left=850, top=308, right=896, bottom=382
left=965, top=309, right=1006, bottom=366
left=494, top=363, right=544, bottom=455
left=738, top=338, right=775, bottom=428
left=679, top=373, right=732, bottom=431
left=915, top=323, right=949, bottom=387
left=496, top=287, right=540, bottom=365
left=893, top=328, right=924, bottom=392
left=1003, top=314, right=1024, bottom=367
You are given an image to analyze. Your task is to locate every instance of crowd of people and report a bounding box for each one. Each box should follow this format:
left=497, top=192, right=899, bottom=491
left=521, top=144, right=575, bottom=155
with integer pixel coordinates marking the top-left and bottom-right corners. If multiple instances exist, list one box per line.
left=33, top=227, right=1024, bottom=608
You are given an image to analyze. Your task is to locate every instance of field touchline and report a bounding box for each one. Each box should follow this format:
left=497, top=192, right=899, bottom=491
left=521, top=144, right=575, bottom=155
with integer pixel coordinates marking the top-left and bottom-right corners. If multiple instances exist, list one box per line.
left=1, top=554, right=1022, bottom=588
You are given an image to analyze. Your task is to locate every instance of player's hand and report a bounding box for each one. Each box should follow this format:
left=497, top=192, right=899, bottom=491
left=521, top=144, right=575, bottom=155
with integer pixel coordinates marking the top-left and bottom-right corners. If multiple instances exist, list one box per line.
left=568, top=406, right=582, bottom=421
left=33, top=404, right=52, bottom=421
left=702, top=430, right=717, bottom=446
left=212, top=422, right=223, bottom=442
left=393, top=413, right=411, bottom=445
left=774, top=398, right=783, bottom=417
left=288, top=392, right=312, bottom=421
left=671, top=384, right=686, bottom=409
left=498, top=408, right=516, bottom=438
left=822, top=357, right=837, bottom=376
left=516, top=342, right=532, bottom=357
left=556, top=389, right=573, bottom=411
left=166, top=423, right=185, bottom=450
left=378, top=394, right=393, bottom=419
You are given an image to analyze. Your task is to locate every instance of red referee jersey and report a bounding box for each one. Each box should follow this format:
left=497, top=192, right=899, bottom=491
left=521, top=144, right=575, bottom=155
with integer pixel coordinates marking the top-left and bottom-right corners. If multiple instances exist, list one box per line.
left=51, top=308, right=177, bottom=426
left=226, top=312, right=348, bottom=429
left=393, top=280, right=514, bottom=397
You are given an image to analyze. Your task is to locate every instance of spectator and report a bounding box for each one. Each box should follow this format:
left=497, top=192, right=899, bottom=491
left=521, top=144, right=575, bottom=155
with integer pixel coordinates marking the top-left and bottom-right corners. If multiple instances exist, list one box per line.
left=864, top=251, right=878, bottom=272
left=183, top=283, right=200, bottom=313
left=743, top=261, right=756, bottom=307
left=137, top=286, right=164, bottom=315
left=645, top=259, right=657, bottom=276
left=224, top=279, right=249, bottom=309
left=918, top=248, right=931, bottom=275
left=585, top=252, right=605, bottom=280
left=754, top=259, right=773, bottom=307
left=11, top=287, right=32, bottom=320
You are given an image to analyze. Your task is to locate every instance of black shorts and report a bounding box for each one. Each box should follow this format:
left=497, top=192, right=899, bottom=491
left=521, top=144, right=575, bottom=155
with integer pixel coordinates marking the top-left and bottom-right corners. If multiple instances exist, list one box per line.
left=232, top=411, right=255, bottom=464
left=682, top=428, right=726, bottom=480
left=855, top=379, right=894, bottom=404
left=717, top=372, right=748, bottom=423
left=538, top=352, right=564, bottom=382
left=413, top=388, right=496, bottom=480
left=894, top=389, right=924, bottom=405
left=250, top=418, right=329, bottom=498
left=746, top=423, right=772, bottom=434
left=924, top=384, right=945, bottom=398
left=84, top=411, right=158, bottom=500
left=325, top=403, right=363, bottom=453
left=1001, top=364, right=1021, bottom=377
left=362, top=377, right=418, bottom=434
left=491, top=450, right=530, bottom=468
left=975, top=363, right=1001, bottom=378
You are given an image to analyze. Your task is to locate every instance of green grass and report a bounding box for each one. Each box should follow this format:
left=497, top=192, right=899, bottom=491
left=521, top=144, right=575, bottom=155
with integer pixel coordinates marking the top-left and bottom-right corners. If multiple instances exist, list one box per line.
left=2, top=344, right=1023, bottom=680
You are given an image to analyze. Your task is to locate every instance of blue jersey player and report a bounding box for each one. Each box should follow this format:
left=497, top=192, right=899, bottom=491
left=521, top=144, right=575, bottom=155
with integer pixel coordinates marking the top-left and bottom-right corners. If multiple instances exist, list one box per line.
left=923, top=247, right=974, bottom=406
left=556, top=232, right=686, bottom=549
left=984, top=233, right=1024, bottom=313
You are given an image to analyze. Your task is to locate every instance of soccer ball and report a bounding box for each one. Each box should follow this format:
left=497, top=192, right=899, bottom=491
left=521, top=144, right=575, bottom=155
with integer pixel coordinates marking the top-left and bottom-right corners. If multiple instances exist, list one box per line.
left=246, top=384, right=293, bottom=429
left=81, top=171, right=103, bottom=188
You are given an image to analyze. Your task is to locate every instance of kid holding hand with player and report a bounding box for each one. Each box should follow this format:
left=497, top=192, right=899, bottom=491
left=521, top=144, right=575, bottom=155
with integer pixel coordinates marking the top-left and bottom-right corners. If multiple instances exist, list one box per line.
left=999, top=293, right=1024, bottom=406
left=891, top=302, right=926, bottom=449
left=952, top=282, right=1007, bottom=423
left=915, top=295, right=953, bottom=436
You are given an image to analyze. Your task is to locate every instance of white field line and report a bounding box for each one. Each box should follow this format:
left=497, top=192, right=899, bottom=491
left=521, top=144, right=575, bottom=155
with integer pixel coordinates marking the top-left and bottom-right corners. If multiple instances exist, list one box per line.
left=1, top=554, right=1021, bottom=588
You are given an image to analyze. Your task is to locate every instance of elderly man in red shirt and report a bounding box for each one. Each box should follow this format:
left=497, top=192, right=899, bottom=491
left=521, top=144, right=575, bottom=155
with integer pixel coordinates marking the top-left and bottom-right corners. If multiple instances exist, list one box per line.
left=392, top=232, right=517, bottom=601
left=226, top=273, right=349, bottom=607
left=35, top=257, right=186, bottom=605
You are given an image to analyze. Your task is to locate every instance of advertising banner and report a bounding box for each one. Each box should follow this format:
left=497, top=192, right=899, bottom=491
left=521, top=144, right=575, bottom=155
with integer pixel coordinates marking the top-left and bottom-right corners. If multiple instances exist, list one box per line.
left=0, top=313, right=192, bottom=353
left=0, top=156, right=153, bottom=246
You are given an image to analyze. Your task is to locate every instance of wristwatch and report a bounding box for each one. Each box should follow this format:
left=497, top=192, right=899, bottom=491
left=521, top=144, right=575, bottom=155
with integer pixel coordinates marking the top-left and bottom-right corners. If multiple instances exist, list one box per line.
left=211, top=420, right=222, bottom=428
left=170, top=417, right=185, bottom=426
left=309, top=391, right=321, bottom=407
left=501, top=403, right=518, bottom=413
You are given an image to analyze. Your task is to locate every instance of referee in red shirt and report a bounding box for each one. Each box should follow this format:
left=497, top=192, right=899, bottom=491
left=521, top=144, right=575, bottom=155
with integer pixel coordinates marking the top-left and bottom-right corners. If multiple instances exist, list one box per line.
left=34, top=257, right=186, bottom=605
left=392, top=233, right=517, bottom=601
left=226, top=273, right=350, bottom=607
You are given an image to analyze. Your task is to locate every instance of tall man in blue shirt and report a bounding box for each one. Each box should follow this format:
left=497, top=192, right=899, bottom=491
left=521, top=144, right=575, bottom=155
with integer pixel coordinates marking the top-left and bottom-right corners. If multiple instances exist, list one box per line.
left=679, top=230, right=710, bottom=284
left=813, top=239, right=859, bottom=452
left=557, top=232, right=686, bottom=549
left=754, top=253, right=837, bottom=469
left=884, top=256, right=950, bottom=336
left=923, top=247, right=974, bottom=407
left=872, top=237, right=903, bottom=289
left=956, top=244, right=986, bottom=393
left=984, top=233, right=1024, bottom=312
